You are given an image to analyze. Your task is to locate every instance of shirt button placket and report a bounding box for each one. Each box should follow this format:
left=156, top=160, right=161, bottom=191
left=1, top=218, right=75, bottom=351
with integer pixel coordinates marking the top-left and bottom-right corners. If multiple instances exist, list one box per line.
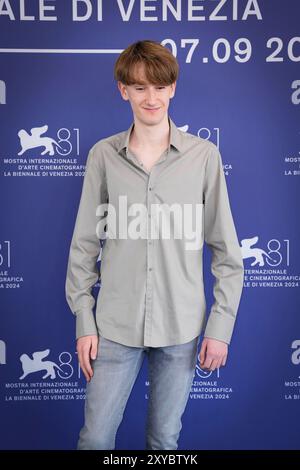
left=144, top=171, right=155, bottom=346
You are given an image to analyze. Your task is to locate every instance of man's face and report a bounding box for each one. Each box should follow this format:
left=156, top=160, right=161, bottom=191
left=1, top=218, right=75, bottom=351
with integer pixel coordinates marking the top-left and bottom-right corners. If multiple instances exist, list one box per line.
left=117, top=64, right=176, bottom=126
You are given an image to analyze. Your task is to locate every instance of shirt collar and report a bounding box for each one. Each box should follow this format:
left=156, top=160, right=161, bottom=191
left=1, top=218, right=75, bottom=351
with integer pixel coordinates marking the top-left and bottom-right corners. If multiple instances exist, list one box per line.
left=116, top=115, right=183, bottom=156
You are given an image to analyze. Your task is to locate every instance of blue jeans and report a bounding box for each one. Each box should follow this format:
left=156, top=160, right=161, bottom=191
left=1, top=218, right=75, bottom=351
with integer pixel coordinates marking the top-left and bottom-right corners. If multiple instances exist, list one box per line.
left=77, top=334, right=200, bottom=450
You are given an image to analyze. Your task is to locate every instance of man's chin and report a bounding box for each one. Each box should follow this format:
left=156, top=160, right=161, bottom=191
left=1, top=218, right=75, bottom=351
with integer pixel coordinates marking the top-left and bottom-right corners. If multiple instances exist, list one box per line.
left=137, top=111, right=166, bottom=126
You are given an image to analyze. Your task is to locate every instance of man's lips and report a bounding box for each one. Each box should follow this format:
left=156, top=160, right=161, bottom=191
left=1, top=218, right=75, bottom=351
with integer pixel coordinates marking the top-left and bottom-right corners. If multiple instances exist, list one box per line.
left=143, top=107, right=160, bottom=111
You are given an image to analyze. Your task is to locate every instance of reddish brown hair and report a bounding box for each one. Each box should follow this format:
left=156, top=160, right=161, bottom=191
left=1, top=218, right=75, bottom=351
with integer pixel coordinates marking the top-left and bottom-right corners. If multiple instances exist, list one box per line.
left=114, top=40, right=179, bottom=86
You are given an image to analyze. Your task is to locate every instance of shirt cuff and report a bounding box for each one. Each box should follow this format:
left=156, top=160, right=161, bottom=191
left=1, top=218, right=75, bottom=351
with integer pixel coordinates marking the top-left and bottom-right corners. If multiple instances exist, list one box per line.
left=75, top=309, right=98, bottom=339
left=203, top=311, right=236, bottom=345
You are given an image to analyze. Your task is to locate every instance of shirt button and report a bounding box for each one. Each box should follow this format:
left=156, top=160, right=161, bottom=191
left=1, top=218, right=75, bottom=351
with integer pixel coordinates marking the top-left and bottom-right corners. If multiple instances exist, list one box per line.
left=149, top=268, right=153, bottom=271
left=149, top=187, right=152, bottom=191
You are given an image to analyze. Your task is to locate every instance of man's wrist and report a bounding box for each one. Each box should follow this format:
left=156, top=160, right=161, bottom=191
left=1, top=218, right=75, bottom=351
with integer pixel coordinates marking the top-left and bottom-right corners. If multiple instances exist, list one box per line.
left=75, top=309, right=98, bottom=339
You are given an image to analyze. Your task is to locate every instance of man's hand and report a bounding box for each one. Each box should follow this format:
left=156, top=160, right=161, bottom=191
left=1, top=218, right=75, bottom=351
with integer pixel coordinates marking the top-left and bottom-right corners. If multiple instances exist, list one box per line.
left=76, top=334, right=99, bottom=382
left=199, top=337, right=228, bottom=371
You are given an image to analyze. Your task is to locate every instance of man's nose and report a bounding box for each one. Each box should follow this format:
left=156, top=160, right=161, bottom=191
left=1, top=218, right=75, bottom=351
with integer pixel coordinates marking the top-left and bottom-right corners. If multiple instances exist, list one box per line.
left=145, top=88, right=157, bottom=103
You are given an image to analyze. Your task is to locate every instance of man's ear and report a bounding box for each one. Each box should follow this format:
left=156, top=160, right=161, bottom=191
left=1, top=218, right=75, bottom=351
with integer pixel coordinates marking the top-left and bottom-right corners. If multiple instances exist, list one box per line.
left=170, top=81, right=177, bottom=99
left=117, top=81, right=128, bottom=101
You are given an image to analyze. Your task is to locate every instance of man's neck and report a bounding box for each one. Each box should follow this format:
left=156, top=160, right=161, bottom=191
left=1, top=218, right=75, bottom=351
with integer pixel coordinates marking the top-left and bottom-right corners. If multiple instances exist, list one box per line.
left=129, top=115, right=170, bottom=150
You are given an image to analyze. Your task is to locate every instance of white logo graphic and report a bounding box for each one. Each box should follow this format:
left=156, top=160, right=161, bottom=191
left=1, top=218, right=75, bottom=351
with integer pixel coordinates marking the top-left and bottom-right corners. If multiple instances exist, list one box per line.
left=241, top=236, right=277, bottom=266
left=291, top=80, right=300, bottom=105
left=19, top=349, right=68, bottom=379
left=291, top=340, right=300, bottom=377
left=0, top=80, right=6, bottom=105
left=195, top=363, right=220, bottom=378
left=0, top=340, right=6, bottom=364
left=177, top=124, right=188, bottom=132
left=17, top=125, right=68, bottom=156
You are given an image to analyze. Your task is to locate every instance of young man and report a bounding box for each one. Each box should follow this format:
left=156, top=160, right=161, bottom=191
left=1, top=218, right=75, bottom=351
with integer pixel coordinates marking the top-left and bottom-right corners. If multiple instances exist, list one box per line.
left=65, top=40, right=244, bottom=450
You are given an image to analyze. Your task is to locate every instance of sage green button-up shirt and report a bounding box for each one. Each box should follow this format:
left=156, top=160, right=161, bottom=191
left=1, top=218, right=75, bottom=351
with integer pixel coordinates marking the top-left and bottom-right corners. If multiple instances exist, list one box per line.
left=65, top=115, right=244, bottom=347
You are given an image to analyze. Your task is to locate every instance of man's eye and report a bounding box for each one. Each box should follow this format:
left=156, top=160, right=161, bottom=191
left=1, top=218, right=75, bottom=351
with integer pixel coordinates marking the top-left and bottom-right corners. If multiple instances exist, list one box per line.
left=135, top=86, right=165, bottom=91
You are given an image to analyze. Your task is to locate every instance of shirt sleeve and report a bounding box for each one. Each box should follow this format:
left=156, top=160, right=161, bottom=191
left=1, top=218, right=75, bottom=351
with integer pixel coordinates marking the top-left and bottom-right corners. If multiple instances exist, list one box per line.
left=65, top=144, right=108, bottom=340
left=202, top=144, right=244, bottom=345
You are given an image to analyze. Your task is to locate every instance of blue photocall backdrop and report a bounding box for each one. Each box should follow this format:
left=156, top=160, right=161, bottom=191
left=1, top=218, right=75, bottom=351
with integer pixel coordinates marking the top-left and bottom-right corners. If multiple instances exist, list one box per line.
left=0, top=0, right=300, bottom=450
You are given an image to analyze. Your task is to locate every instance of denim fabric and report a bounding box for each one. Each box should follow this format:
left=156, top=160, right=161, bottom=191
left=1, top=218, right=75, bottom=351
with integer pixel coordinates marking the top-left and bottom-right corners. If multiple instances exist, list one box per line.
left=77, top=334, right=200, bottom=450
